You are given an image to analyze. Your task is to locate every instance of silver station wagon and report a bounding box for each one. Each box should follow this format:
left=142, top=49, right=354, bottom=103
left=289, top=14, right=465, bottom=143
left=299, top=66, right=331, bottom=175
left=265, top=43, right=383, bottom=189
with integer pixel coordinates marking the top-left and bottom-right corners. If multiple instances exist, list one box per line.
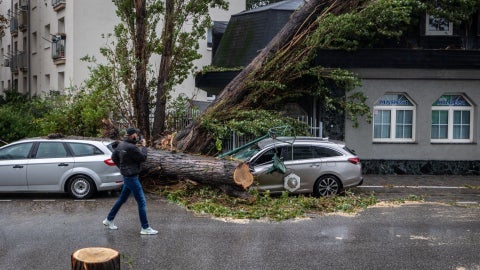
left=0, top=138, right=123, bottom=199
left=231, top=137, right=363, bottom=196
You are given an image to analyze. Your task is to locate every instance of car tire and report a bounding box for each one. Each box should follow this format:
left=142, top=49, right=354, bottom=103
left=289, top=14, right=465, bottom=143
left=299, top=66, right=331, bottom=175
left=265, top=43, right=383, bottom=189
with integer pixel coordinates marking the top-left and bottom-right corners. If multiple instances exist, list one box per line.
left=68, top=175, right=96, bottom=199
left=313, top=175, right=342, bottom=197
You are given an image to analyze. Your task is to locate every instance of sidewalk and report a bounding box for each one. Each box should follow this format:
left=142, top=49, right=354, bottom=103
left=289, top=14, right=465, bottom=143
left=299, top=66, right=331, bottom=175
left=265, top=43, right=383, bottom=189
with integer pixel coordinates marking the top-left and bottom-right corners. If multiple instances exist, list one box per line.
left=362, top=174, right=480, bottom=188
left=354, top=174, right=480, bottom=203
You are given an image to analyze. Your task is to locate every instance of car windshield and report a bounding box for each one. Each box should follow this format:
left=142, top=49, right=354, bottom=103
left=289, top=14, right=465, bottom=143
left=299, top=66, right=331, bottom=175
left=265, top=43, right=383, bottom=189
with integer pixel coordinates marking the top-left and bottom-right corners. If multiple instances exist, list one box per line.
left=230, top=144, right=261, bottom=161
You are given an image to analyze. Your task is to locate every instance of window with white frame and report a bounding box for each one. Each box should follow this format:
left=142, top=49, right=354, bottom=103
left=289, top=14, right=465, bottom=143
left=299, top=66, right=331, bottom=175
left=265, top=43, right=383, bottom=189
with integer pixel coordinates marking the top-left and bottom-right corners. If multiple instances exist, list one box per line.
left=373, top=94, right=415, bottom=142
left=425, top=13, right=453, bottom=36
left=431, top=94, right=473, bottom=143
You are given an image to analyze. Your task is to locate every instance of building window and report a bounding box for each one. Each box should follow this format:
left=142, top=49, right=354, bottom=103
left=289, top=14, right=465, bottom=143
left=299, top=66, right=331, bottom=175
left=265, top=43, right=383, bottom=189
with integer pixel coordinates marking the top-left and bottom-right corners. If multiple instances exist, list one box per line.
left=58, top=72, right=64, bottom=92
left=373, top=94, right=415, bottom=142
left=431, top=94, right=473, bottom=143
left=44, top=24, right=51, bottom=49
left=32, top=32, right=37, bottom=54
left=425, top=13, right=453, bottom=36
left=207, top=28, right=212, bottom=50
left=58, top=17, right=65, bottom=33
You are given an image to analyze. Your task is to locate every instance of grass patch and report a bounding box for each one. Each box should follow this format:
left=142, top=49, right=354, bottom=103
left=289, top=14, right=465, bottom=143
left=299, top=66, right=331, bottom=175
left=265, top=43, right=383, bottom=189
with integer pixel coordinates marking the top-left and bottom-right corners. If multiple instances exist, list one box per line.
left=151, top=182, right=378, bottom=222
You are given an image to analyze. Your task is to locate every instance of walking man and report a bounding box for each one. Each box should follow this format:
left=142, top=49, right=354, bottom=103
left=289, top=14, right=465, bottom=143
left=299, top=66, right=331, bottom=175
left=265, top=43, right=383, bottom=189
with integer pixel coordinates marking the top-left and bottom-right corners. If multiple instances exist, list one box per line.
left=103, top=127, right=158, bottom=235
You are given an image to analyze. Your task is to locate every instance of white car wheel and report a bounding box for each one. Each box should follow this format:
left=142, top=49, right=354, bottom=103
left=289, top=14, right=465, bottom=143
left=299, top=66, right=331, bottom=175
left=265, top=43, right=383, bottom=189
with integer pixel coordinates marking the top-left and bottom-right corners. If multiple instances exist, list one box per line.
left=68, top=175, right=96, bottom=199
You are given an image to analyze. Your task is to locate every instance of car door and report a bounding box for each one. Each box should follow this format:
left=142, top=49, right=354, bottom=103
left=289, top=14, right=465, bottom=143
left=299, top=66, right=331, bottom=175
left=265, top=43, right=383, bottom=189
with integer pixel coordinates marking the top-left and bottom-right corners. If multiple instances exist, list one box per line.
left=280, top=145, right=320, bottom=192
left=250, top=146, right=286, bottom=192
left=0, top=142, right=33, bottom=191
left=27, top=142, right=75, bottom=191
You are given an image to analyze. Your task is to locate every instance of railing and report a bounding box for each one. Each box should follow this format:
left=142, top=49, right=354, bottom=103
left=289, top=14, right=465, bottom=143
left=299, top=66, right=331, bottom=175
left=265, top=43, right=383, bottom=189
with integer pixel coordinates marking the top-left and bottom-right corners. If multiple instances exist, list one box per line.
left=8, top=52, right=27, bottom=72
left=18, top=51, right=27, bottom=71
left=167, top=111, right=324, bottom=152
left=9, top=54, right=18, bottom=73
left=52, top=34, right=66, bottom=61
left=18, top=10, right=28, bottom=31
left=9, top=17, right=18, bottom=35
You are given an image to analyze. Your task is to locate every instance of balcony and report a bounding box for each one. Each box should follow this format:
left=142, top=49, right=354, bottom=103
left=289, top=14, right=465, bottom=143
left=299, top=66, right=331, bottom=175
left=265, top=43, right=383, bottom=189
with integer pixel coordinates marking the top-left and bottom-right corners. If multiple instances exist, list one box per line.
left=52, top=0, right=66, bottom=12
left=18, top=10, right=28, bottom=32
left=9, top=54, right=18, bottom=74
left=10, top=17, right=18, bottom=37
left=18, top=51, right=28, bottom=71
left=8, top=52, right=28, bottom=73
left=52, top=34, right=66, bottom=65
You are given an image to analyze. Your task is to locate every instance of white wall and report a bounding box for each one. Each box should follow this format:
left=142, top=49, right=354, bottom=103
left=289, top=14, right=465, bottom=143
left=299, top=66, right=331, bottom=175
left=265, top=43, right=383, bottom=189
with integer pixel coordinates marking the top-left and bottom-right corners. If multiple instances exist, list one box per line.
left=0, top=0, right=11, bottom=91
left=171, top=1, right=246, bottom=102
left=345, top=68, right=480, bottom=161
left=1, top=0, right=245, bottom=102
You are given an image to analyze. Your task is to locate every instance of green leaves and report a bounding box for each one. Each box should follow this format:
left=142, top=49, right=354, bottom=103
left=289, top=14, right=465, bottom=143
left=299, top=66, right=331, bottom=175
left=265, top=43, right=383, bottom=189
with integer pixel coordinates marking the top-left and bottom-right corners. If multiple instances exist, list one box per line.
left=309, top=0, right=425, bottom=50
left=158, top=183, right=378, bottom=221
left=425, top=0, right=480, bottom=24
left=200, top=109, right=309, bottom=151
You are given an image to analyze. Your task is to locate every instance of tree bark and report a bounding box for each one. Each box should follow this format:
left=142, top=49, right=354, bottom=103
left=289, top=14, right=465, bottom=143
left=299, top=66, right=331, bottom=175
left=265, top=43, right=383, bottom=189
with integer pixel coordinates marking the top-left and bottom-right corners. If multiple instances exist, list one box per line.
left=71, top=247, right=120, bottom=270
left=134, top=0, right=150, bottom=138
left=140, top=148, right=253, bottom=192
left=152, top=0, right=175, bottom=139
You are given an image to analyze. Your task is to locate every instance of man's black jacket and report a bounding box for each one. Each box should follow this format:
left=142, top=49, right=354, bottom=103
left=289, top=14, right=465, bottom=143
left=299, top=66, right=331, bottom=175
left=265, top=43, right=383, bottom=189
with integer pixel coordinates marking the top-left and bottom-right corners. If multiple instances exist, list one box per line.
left=111, top=138, right=148, bottom=177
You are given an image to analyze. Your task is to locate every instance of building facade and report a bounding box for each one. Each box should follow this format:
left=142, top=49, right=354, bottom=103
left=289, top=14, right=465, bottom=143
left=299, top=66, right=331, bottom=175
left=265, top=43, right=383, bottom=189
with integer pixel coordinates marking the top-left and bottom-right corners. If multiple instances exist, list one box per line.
left=343, top=59, right=480, bottom=175
left=0, top=0, right=245, bottom=101
left=195, top=1, right=480, bottom=175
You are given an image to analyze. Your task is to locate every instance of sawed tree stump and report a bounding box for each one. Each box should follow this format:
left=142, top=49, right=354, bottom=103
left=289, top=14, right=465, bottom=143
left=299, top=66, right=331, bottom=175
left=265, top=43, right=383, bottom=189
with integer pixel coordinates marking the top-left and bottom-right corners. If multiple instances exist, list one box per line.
left=71, top=247, right=120, bottom=270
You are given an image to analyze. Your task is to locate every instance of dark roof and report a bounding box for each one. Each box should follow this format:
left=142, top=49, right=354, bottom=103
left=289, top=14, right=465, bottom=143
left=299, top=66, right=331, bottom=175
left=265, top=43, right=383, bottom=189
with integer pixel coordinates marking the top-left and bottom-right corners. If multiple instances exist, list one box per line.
left=213, top=21, right=228, bottom=35
left=212, top=0, right=303, bottom=68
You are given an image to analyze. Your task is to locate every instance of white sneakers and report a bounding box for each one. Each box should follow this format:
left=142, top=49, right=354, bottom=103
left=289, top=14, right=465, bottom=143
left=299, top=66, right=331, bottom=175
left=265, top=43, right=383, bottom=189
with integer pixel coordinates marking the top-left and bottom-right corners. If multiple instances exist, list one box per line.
left=140, top=227, right=158, bottom=235
left=103, top=218, right=118, bottom=230
left=103, top=219, right=158, bottom=235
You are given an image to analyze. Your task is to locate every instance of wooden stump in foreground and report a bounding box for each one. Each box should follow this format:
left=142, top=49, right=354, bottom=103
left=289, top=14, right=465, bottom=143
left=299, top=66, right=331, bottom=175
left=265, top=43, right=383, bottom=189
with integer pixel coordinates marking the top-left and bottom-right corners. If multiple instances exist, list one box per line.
left=71, top=247, right=120, bottom=270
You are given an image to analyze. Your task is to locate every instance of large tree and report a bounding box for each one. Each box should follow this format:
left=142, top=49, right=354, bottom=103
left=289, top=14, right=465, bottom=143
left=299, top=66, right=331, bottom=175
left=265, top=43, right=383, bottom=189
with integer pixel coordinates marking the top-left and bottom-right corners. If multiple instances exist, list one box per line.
left=151, top=0, right=229, bottom=139
left=174, top=0, right=369, bottom=153
left=84, top=0, right=228, bottom=139
left=112, top=0, right=165, bottom=137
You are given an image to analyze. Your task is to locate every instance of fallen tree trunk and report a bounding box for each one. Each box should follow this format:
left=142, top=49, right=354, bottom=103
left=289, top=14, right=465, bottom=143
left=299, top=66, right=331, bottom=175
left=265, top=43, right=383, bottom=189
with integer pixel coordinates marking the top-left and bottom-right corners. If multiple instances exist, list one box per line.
left=174, top=0, right=364, bottom=154
left=173, top=0, right=334, bottom=153
left=140, top=148, right=253, bottom=197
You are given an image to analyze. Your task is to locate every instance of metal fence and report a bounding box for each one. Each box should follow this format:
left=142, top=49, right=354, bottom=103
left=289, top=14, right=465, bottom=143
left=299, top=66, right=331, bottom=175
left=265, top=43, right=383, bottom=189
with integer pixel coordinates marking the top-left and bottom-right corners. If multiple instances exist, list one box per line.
left=168, top=110, right=323, bottom=152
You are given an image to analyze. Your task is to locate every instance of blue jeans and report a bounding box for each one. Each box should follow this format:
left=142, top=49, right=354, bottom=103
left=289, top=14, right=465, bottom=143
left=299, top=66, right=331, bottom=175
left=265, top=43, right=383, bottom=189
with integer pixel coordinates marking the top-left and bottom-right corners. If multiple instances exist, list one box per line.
left=107, top=175, right=150, bottom=229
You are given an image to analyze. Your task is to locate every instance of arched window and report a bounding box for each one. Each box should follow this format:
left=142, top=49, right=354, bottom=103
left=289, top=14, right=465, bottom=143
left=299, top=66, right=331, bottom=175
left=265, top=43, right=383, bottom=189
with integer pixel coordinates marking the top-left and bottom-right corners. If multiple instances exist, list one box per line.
left=431, top=94, right=473, bottom=143
left=373, top=94, right=415, bottom=142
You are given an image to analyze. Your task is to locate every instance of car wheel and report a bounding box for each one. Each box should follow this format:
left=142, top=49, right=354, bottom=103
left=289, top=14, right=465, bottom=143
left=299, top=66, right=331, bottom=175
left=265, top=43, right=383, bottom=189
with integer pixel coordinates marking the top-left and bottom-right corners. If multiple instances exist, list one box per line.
left=313, top=175, right=342, bottom=197
left=68, top=175, right=96, bottom=199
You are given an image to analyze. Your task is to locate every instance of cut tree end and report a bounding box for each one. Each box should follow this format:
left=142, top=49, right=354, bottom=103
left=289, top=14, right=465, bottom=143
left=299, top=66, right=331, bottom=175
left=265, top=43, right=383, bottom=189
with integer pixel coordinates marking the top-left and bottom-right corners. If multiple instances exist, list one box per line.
left=233, top=162, right=254, bottom=189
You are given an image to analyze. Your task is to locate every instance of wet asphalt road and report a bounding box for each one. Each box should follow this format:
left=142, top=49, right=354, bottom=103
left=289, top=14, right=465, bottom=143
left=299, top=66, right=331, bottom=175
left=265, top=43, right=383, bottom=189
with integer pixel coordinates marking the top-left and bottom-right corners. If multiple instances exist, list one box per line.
left=1, top=185, right=479, bottom=270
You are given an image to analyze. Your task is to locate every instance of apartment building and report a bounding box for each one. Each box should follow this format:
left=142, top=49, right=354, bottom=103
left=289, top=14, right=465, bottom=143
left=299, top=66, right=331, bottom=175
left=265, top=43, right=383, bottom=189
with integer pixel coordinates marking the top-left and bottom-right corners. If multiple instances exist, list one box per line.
left=0, top=0, right=245, bottom=101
